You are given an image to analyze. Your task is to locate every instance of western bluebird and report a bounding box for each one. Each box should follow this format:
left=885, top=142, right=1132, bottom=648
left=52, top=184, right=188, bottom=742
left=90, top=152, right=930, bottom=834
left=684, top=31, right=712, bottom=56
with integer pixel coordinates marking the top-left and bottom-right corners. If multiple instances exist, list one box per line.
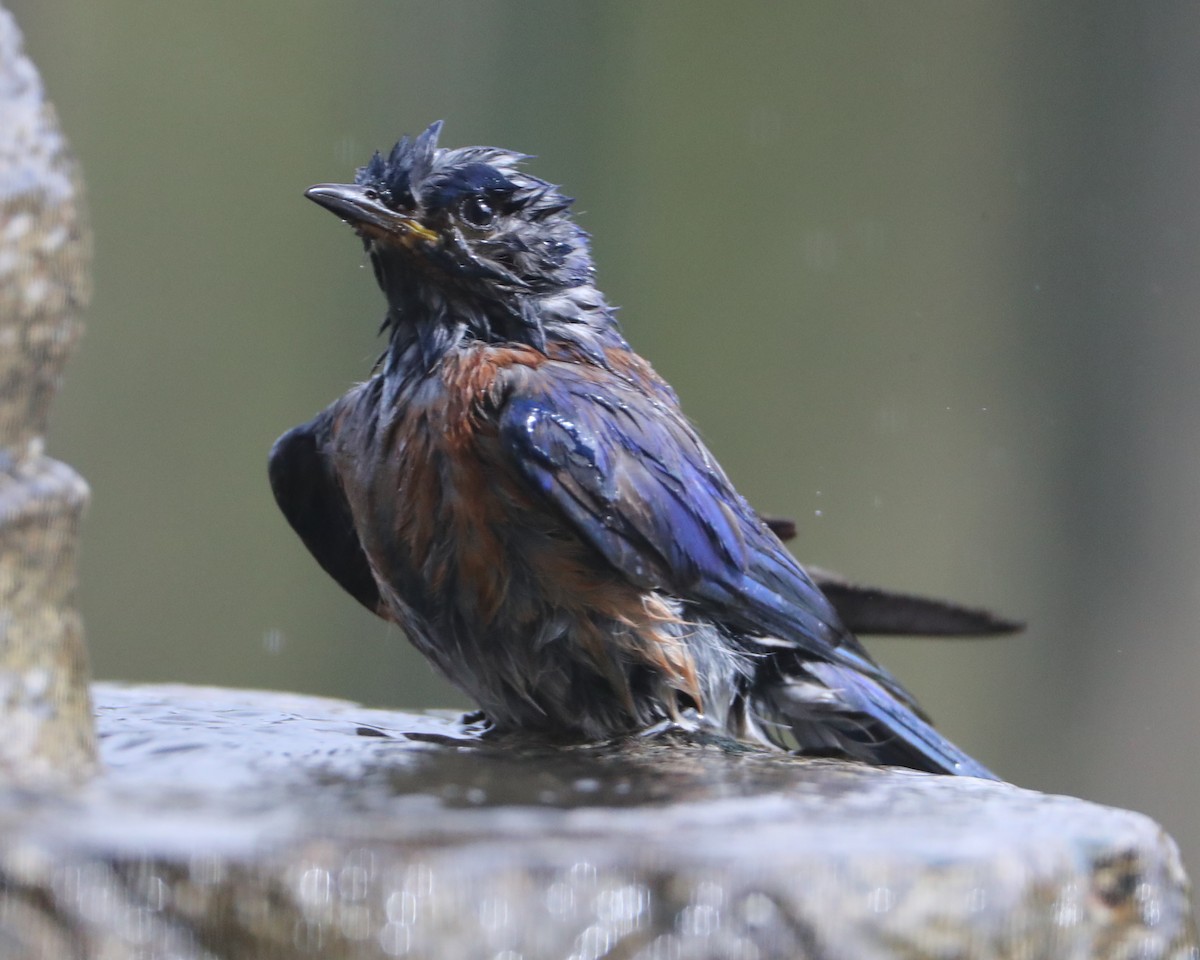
left=270, top=122, right=998, bottom=779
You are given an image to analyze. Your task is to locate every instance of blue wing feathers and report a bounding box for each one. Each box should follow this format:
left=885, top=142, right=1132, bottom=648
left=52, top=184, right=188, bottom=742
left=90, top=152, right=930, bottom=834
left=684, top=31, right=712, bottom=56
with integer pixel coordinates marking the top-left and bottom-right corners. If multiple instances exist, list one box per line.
left=499, top=365, right=991, bottom=778
left=500, top=374, right=854, bottom=661
left=806, top=662, right=996, bottom=779
left=506, top=390, right=742, bottom=589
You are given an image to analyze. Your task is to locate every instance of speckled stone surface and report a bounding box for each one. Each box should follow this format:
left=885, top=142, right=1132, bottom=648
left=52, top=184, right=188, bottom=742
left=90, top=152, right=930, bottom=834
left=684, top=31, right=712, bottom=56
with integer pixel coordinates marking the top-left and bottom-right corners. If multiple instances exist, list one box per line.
left=0, top=6, right=95, bottom=784
left=0, top=7, right=89, bottom=451
left=0, top=682, right=1193, bottom=960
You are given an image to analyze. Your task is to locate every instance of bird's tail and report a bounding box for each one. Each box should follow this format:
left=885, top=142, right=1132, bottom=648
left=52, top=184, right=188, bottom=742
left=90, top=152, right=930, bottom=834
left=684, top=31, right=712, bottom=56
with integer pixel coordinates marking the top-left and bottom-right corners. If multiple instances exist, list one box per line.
left=755, top=660, right=998, bottom=780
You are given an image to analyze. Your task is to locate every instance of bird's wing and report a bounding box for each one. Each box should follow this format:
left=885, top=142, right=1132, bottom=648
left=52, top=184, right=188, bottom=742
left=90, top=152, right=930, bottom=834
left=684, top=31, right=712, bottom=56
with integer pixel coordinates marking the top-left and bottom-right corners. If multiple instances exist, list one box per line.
left=497, top=364, right=902, bottom=692
left=268, top=409, right=385, bottom=617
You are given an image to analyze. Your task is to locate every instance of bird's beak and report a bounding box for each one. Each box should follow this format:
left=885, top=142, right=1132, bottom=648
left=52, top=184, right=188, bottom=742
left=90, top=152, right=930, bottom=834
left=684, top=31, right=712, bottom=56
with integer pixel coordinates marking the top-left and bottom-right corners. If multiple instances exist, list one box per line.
left=305, top=183, right=438, bottom=247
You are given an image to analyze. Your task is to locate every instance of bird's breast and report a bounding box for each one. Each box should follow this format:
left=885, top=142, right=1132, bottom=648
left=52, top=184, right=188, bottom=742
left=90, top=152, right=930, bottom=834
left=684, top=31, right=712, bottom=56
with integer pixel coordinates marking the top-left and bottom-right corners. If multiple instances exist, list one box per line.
left=335, top=343, right=546, bottom=623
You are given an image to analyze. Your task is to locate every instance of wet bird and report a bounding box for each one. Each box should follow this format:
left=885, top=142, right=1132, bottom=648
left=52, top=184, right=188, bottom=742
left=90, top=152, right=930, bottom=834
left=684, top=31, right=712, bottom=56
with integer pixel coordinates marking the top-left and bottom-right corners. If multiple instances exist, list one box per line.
left=270, top=122, right=999, bottom=779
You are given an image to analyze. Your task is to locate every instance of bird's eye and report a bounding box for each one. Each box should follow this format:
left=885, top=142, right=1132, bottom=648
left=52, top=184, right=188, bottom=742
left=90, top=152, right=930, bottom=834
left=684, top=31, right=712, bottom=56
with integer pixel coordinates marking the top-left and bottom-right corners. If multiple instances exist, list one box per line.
left=363, top=188, right=379, bottom=201
left=459, top=195, right=495, bottom=228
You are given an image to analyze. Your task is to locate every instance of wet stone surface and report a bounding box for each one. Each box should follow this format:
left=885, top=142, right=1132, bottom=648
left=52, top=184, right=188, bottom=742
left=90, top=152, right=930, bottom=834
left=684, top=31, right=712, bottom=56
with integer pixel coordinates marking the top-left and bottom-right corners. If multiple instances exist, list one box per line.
left=0, top=682, right=1193, bottom=959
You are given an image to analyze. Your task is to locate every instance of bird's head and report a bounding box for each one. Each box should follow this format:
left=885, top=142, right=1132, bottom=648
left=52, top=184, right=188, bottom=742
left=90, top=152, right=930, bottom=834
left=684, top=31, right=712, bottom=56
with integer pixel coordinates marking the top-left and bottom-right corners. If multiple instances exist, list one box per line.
left=307, top=122, right=609, bottom=357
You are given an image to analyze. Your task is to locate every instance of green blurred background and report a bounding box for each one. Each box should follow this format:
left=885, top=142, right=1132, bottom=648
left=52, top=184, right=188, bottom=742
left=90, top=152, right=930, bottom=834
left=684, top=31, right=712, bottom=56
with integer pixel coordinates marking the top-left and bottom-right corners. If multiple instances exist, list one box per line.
left=10, top=1, right=1200, bottom=886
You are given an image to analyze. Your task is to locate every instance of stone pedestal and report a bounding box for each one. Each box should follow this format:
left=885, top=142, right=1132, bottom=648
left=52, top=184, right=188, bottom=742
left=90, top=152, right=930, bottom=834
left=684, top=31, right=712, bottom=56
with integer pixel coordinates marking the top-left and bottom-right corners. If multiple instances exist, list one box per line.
left=0, top=682, right=1191, bottom=960
left=0, top=6, right=95, bottom=785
